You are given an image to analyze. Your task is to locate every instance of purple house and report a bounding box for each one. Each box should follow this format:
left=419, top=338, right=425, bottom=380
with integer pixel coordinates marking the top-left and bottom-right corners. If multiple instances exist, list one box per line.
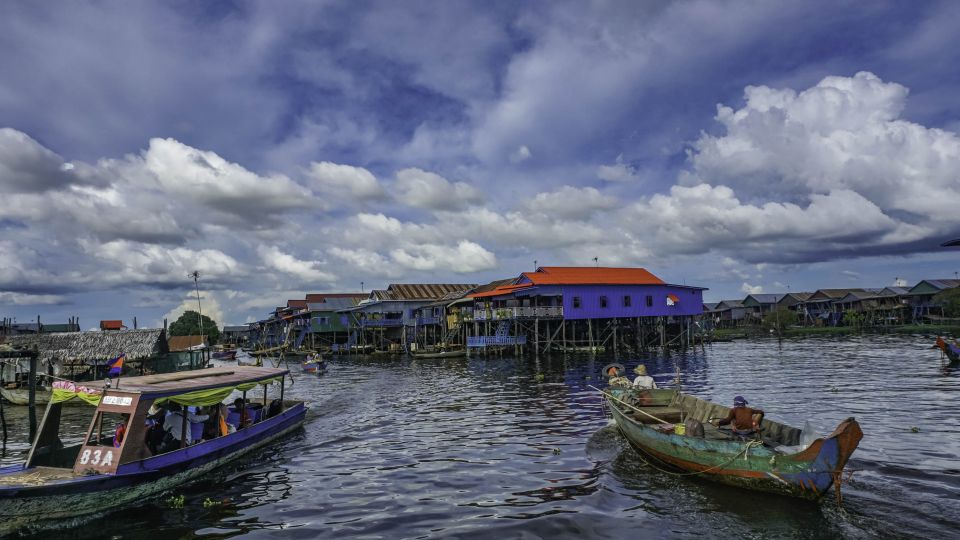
left=465, top=267, right=706, bottom=351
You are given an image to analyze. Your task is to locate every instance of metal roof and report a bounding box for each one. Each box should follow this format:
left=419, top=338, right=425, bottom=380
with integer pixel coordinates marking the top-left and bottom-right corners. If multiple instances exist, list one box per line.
left=522, top=266, right=665, bottom=285
left=372, top=283, right=478, bottom=301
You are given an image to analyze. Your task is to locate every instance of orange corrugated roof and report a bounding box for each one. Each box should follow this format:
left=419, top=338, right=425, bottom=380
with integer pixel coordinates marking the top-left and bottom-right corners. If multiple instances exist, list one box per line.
left=522, top=267, right=664, bottom=285
left=469, top=284, right=533, bottom=299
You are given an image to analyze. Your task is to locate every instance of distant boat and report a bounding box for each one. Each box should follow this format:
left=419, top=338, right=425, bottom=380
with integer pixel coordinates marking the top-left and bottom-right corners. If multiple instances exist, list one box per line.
left=301, top=356, right=325, bottom=373
left=0, top=367, right=306, bottom=533
left=0, top=386, right=52, bottom=406
left=211, top=349, right=237, bottom=361
left=604, top=387, right=862, bottom=501
left=410, top=349, right=467, bottom=359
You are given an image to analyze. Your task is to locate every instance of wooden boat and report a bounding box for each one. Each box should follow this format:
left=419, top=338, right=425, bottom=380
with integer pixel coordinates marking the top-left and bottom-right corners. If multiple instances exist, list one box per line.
left=604, top=387, right=862, bottom=501
left=211, top=349, right=237, bottom=361
left=0, top=367, right=305, bottom=534
left=301, top=356, right=325, bottom=373
left=411, top=349, right=467, bottom=359
left=0, top=386, right=52, bottom=406
left=934, top=337, right=960, bottom=365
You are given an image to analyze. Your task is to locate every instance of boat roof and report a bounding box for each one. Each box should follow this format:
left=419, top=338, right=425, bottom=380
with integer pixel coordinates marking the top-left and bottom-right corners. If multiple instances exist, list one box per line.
left=82, top=366, right=287, bottom=398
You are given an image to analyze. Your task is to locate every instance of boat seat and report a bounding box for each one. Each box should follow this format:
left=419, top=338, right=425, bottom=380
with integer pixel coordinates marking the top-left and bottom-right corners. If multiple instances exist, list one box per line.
left=630, top=406, right=684, bottom=424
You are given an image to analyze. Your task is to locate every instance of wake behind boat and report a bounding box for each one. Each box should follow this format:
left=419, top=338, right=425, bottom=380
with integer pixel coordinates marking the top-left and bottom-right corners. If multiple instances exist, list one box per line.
left=603, top=386, right=862, bottom=501
left=0, top=367, right=306, bottom=534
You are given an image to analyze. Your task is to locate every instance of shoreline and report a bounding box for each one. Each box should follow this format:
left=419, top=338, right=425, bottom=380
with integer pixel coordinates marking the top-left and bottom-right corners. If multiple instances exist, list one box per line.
left=711, top=324, right=960, bottom=340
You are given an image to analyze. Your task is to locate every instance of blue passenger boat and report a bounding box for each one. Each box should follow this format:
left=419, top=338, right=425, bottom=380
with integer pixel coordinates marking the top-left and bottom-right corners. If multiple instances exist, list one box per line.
left=0, top=366, right=305, bottom=534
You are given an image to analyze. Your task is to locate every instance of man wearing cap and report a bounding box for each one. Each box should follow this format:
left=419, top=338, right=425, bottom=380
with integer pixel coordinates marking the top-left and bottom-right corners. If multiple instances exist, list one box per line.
left=715, top=396, right=764, bottom=438
left=632, top=365, right=657, bottom=389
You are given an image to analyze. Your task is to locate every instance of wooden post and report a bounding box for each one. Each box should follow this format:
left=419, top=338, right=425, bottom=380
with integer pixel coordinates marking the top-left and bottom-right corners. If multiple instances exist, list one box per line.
left=240, top=391, right=247, bottom=429
left=180, top=407, right=188, bottom=448
left=588, top=319, right=594, bottom=352
left=613, top=320, right=618, bottom=357
left=280, top=375, right=285, bottom=411
left=561, top=319, right=567, bottom=352
left=28, top=346, right=38, bottom=441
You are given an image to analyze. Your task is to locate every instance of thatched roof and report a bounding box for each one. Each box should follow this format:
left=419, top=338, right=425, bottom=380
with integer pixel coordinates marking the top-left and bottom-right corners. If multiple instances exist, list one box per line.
left=1, top=329, right=167, bottom=363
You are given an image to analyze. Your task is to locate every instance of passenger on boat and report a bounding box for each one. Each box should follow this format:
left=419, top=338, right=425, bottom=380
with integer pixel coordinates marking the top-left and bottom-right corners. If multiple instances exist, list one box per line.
left=632, top=365, right=657, bottom=389
left=233, top=398, right=254, bottom=428
left=161, top=403, right=210, bottom=449
left=714, top=396, right=764, bottom=438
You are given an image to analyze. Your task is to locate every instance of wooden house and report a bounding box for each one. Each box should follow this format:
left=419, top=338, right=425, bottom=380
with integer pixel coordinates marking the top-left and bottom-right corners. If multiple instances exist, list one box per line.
left=712, top=299, right=749, bottom=328
left=798, top=289, right=869, bottom=326
left=907, top=279, right=960, bottom=322
left=741, top=294, right=786, bottom=323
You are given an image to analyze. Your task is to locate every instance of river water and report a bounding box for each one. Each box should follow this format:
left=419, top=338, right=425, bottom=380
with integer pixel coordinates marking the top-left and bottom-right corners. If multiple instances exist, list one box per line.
left=1, top=334, right=958, bottom=539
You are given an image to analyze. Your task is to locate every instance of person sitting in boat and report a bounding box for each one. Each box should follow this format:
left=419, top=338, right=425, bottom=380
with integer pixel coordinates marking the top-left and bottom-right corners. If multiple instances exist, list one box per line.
left=632, top=365, right=657, bottom=389
left=233, top=398, right=254, bottom=428
left=161, top=403, right=209, bottom=450
left=714, top=396, right=764, bottom=438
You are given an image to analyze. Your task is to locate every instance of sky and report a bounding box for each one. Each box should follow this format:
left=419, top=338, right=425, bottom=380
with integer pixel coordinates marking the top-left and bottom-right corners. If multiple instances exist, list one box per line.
left=2, top=0, right=960, bottom=328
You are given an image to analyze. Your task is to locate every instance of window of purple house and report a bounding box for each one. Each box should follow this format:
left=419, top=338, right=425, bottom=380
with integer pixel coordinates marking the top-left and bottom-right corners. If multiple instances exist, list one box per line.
left=646, top=295, right=653, bottom=307
left=623, top=295, right=631, bottom=307
left=600, top=296, right=608, bottom=308
left=573, top=296, right=581, bottom=308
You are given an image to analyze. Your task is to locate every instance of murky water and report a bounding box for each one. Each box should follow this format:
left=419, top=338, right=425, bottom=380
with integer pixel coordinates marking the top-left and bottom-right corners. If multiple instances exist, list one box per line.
left=2, top=334, right=958, bottom=539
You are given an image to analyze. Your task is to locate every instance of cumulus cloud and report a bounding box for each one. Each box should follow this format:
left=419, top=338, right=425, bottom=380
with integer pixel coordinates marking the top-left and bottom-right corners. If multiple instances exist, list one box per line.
left=161, top=291, right=225, bottom=330
left=257, top=245, right=337, bottom=283
left=0, top=128, right=79, bottom=192
left=740, top=283, right=763, bottom=294
left=307, top=161, right=386, bottom=201
left=390, top=240, right=497, bottom=273
left=524, top=186, right=617, bottom=220
left=596, top=154, right=639, bottom=182
left=0, top=292, right=67, bottom=305
left=394, top=168, right=484, bottom=210
left=510, top=145, right=532, bottom=163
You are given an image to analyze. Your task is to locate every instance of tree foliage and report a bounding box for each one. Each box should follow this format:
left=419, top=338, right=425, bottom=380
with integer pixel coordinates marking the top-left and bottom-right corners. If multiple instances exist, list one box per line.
left=169, top=310, right=220, bottom=344
left=933, top=287, right=960, bottom=318
left=762, top=308, right=797, bottom=335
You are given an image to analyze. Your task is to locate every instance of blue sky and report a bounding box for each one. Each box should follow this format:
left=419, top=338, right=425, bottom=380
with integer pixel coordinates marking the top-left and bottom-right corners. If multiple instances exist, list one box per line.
left=1, top=0, right=960, bottom=327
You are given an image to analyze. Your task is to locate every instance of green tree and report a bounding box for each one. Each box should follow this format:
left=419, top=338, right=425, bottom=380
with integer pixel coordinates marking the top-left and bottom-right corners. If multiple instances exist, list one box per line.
left=762, top=307, right=796, bottom=335
left=169, top=310, right=220, bottom=344
left=933, top=288, right=960, bottom=318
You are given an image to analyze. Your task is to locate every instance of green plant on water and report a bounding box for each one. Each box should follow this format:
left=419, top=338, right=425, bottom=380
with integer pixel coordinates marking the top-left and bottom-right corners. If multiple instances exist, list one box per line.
left=534, top=373, right=545, bottom=382
left=552, top=448, right=561, bottom=455
left=166, top=494, right=185, bottom=509
left=203, top=498, right=222, bottom=508
left=910, top=426, right=920, bottom=433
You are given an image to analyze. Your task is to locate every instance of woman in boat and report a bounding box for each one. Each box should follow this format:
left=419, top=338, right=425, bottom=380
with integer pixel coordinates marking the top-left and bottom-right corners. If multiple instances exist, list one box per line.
left=714, top=395, right=764, bottom=439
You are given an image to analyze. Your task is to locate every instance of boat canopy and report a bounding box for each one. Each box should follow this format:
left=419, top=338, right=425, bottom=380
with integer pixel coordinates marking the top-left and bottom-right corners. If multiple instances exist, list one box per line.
left=50, top=367, right=288, bottom=406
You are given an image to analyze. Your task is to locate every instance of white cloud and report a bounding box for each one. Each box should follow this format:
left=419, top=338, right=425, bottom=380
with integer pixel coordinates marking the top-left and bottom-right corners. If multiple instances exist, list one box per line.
left=0, top=292, right=67, bottom=305
left=510, top=145, right=532, bottom=163
left=394, top=167, right=485, bottom=210
left=257, top=245, right=337, bottom=283
left=390, top=240, right=497, bottom=273
left=307, top=161, right=386, bottom=201
left=596, top=154, right=638, bottom=182
left=524, top=185, right=617, bottom=220
left=740, top=283, right=763, bottom=294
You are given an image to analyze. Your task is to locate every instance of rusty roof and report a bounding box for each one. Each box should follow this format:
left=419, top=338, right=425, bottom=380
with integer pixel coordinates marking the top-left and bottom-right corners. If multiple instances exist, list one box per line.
left=286, top=299, right=308, bottom=309
left=305, top=293, right=366, bottom=303
left=167, top=335, right=208, bottom=351
left=522, top=267, right=665, bottom=286
left=372, top=283, right=478, bottom=301
left=470, top=283, right=533, bottom=299
left=100, top=320, right=125, bottom=330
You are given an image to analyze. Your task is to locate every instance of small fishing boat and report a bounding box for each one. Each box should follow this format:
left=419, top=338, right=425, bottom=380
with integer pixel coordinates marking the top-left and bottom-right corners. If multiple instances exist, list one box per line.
left=934, top=337, right=960, bottom=365
left=301, top=356, right=325, bottom=373
left=603, top=387, right=862, bottom=501
left=410, top=349, right=467, bottom=359
left=0, top=386, right=52, bottom=406
left=0, top=367, right=305, bottom=534
left=211, top=349, right=237, bottom=361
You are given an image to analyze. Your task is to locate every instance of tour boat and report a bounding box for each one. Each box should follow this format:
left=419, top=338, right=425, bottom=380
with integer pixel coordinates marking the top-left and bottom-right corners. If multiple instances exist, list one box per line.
left=604, top=387, right=862, bottom=501
left=0, top=367, right=305, bottom=534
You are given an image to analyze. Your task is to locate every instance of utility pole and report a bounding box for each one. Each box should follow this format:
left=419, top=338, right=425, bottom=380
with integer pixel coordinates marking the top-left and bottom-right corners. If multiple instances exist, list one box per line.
left=189, top=271, right=204, bottom=344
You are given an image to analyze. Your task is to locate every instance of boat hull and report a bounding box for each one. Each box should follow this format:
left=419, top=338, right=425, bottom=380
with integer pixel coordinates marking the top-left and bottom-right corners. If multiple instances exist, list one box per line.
left=609, top=398, right=862, bottom=501
left=0, top=403, right=306, bottom=533
left=1, top=387, right=52, bottom=405
left=411, top=350, right=467, bottom=359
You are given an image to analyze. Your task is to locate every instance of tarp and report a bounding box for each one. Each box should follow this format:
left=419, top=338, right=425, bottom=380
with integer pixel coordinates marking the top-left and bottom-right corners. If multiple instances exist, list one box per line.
left=157, top=376, right=282, bottom=407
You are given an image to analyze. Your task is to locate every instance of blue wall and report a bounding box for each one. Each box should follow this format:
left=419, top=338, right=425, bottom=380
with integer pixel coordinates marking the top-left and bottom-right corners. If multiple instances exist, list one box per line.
left=557, top=285, right=703, bottom=320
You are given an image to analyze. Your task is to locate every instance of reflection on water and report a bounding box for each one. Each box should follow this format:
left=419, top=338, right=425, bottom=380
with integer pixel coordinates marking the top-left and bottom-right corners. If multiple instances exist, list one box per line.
left=2, top=334, right=959, bottom=538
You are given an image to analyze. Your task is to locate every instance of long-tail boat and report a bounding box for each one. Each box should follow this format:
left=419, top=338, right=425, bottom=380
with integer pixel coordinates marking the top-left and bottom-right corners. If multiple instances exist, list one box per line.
left=0, top=367, right=305, bottom=534
left=603, top=387, right=862, bottom=501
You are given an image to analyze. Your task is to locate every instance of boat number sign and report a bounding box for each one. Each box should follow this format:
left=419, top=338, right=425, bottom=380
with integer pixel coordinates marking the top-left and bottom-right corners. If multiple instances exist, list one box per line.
left=102, top=396, right=133, bottom=406
left=78, top=448, right=115, bottom=467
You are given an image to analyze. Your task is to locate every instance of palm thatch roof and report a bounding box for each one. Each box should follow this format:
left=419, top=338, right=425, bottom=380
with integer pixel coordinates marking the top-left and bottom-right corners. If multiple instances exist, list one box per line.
left=0, top=329, right=167, bottom=363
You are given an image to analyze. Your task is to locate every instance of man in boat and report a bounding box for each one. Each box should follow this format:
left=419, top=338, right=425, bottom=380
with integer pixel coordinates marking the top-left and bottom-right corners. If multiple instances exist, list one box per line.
left=632, top=365, right=657, bottom=389
left=161, top=403, right=210, bottom=450
left=714, top=396, right=764, bottom=439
